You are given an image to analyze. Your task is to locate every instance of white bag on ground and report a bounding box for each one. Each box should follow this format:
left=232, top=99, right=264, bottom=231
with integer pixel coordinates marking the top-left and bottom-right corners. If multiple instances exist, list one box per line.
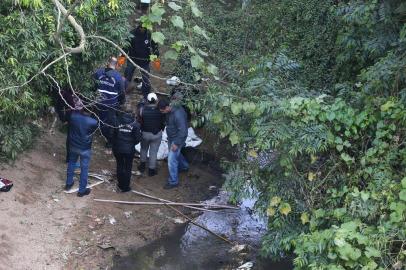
left=135, top=127, right=202, bottom=160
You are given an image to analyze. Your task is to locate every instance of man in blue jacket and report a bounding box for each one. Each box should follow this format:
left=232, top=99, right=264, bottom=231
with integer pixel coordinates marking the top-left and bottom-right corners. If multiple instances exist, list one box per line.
left=65, top=99, right=98, bottom=197
left=158, top=99, right=189, bottom=189
left=94, top=57, right=126, bottom=147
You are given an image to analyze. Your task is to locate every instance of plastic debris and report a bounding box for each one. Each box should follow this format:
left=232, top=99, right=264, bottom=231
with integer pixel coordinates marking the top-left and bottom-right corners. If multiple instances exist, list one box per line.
left=108, top=215, right=116, bottom=225
left=0, top=177, right=13, bottom=192
left=124, top=211, right=133, bottom=219
left=237, top=262, right=253, bottom=270
left=229, top=244, right=248, bottom=254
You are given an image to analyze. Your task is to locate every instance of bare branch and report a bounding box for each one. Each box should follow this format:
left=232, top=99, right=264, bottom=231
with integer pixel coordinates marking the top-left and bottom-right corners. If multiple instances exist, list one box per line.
left=52, top=0, right=86, bottom=54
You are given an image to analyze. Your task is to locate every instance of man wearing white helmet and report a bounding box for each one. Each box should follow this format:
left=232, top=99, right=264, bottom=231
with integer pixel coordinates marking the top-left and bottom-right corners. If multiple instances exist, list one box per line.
left=137, top=92, right=165, bottom=176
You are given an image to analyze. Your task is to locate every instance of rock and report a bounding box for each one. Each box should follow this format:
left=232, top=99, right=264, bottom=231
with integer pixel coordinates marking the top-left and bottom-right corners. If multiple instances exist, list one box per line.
left=97, top=242, right=114, bottom=250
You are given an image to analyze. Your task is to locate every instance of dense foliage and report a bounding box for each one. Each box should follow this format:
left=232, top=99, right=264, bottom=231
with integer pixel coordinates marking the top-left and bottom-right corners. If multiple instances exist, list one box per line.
left=171, top=0, right=406, bottom=269
left=0, top=0, right=133, bottom=158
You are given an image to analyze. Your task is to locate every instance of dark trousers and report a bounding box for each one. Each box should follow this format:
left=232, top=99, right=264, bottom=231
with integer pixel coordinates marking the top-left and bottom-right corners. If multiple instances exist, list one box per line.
left=113, top=152, right=135, bottom=191
left=97, top=105, right=117, bottom=145
left=125, top=61, right=151, bottom=99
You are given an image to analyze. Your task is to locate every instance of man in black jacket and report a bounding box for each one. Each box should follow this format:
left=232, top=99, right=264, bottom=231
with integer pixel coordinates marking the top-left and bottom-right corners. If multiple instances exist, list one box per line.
left=125, top=24, right=159, bottom=99
left=138, top=93, right=165, bottom=176
left=158, top=99, right=189, bottom=189
left=112, top=110, right=142, bottom=192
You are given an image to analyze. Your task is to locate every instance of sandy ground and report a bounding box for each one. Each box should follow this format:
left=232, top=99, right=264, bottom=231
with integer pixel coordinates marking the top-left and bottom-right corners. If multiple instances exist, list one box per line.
left=0, top=86, right=224, bottom=269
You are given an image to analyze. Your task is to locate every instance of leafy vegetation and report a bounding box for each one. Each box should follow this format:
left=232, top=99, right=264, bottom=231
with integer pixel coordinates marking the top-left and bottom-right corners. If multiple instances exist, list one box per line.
left=167, top=0, right=406, bottom=268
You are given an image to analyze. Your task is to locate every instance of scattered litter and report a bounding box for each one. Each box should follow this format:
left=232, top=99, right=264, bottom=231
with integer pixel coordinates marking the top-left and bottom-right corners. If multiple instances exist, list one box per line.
left=101, top=169, right=112, bottom=176
left=53, top=153, right=56, bottom=157
left=132, top=170, right=142, bottom=176
left=108, top=215, right=116, bottom=225
left=123, top=211, right=133, bottom=219
left=172, top=217, right=187, bottom=224
left=229, top=244, right=248, bottom=253
left=97, top=242, right=114, bottom=250
left=209, top=185, right=217, bottom=191
left=0, top=177, right=13, bottom=192
left=237, top=262, right=253, bottom=270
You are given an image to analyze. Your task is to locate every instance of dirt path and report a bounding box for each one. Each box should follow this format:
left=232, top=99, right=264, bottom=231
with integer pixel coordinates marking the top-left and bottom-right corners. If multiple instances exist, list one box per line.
left=0, top=90, right=223, bottom=270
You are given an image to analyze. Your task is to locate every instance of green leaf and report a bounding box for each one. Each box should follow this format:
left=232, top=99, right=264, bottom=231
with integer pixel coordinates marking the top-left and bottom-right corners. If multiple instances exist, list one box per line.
left=401, top=177, right=406, bottom=189
left=231, top=102, right=242, bottom=115
left=168, top=1, right=182, bottom=11
left=365, top=247, right=381, bottom=258
left=151, top=31, right=165, bottom=45
left=229, top=131, right=240, bottom=146
left=300, top=212, right=309, bottom=224
left=190, top=1, right=202, bottom=17
left=207, top=64, right=218, bottom=75
left=171, top=41, right=186, bottom=52
left=360, top=191, right=370, bottom=202
left=270, top=196, right=281, bottom=207
left=170, top=15, right=184, bottom=29
left=380, top=100, right=395, bottom=112
left=164, top=50, right=178, bottom=60
left=190, top=54, right=204, bottom=68
left=193, top=25, right=210, bottom=40
left=399, top=189, right=406, bottom=201
left=336, top=144, right=344, bottom=151
left=279, top=203, right=292, bottom=216
left=211, top=112, right=223, bottom=124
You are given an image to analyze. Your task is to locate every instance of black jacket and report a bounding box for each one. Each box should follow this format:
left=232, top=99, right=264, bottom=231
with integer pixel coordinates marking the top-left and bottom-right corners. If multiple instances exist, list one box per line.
left=126, top=26, right=159, bottom=64
left=166, top=106, right=188, bottom=147
left=112, top=112, right=142, bottom=154
left=140, top=104, right=165, bottom=134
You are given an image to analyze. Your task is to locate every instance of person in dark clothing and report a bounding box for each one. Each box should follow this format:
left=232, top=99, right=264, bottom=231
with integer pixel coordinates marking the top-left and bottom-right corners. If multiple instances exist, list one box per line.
left=124, top=24, right=159, bottom=99
left=112, top=110, right=142, bottom=192
left=137, top=93, right=165, bottom=176
left=158, top=99, right=189, bottom=189
left=65, top=100, right=98, bottom=197
left=93, top=56, right=126, bottom=147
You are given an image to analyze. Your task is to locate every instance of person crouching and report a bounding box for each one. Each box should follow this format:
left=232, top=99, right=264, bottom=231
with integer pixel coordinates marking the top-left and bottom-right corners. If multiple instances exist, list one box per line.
left=112, top=109, right=142, bottom=192
left=137, top=93, right=166, bottom=176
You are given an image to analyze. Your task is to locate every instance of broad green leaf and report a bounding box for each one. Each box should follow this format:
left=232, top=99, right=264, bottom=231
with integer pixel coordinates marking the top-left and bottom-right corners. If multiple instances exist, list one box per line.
left=190, top=1, right=202, bottom=17
left=190, top=54, right=204, bottom=68
left=193, top=25, right=210, bottom=40
left=380, top=100, right=395, bottom=112
left=266, top=207, right=276, bottom=217
left=279, top=203, right=291, bottom=216
left=401, top=177, right=406, bottom=188
left=360, top=191, right=370, bottom=202
left=168, top=1, right=182, bottom=11
left=207, top=64, right=218, bottom=75
left=212, top=112, right=223, bottom=124
left=308, top=172, right=316, bottom=181
left=248, top=149, right=258, bottom=158
left=171, top=41, right=186, bottom=52
left=151, top=31, right=165, bottom=45
left=164, top=50, right=178, bottom=60
left=270, top=196, right=281, bottom=206
left=300, top=212, right=309, bottom=224
left=171, top=15, right=184, bottom=29
left=231, top=102, right=242, bottom=115
left=399, top=189, right=406, bottom=201
left=365, top=247, right=381, bottom=258
left=229, top=131, right=240, bottom=146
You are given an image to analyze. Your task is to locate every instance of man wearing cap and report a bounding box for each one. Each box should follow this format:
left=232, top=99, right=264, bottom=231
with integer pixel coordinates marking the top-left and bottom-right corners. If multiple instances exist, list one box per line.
left=138, top=93, right=165, bottom=176
left=158, top=99, right=189, bottom=189
left=65, top=99, right=98, bottom=197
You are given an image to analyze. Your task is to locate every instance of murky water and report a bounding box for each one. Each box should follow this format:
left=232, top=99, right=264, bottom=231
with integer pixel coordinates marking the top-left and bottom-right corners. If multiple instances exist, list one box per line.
left=113, top=191, right=292, bottom=270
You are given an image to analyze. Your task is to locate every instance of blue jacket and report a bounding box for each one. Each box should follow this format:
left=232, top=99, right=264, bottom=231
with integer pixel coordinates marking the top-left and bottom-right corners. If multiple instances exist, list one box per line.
left=93, top=68, right=125, bottom=106
left=68, top=112, right=98, bottom=151
left=166, top=106, right=188, bottom=147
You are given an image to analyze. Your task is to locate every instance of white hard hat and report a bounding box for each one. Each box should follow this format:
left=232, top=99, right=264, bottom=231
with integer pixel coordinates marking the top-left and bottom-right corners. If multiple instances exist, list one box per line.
left=140, top=0, right=151, bottom=3
left=147, top=92, right=158, bottom=102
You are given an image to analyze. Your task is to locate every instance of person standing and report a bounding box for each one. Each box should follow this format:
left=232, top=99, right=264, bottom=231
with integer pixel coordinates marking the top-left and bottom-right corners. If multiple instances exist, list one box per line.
left=93, top=56, right=126, bottom=148
left=138, top=93, right=165, bottom=176
left=158, top=99, right=189, bottom=189
left=112, top=110, right=142, bottom=192
left=65, top=100, right=98, bottom=197
left=124, top=24, right=159, bottom=99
